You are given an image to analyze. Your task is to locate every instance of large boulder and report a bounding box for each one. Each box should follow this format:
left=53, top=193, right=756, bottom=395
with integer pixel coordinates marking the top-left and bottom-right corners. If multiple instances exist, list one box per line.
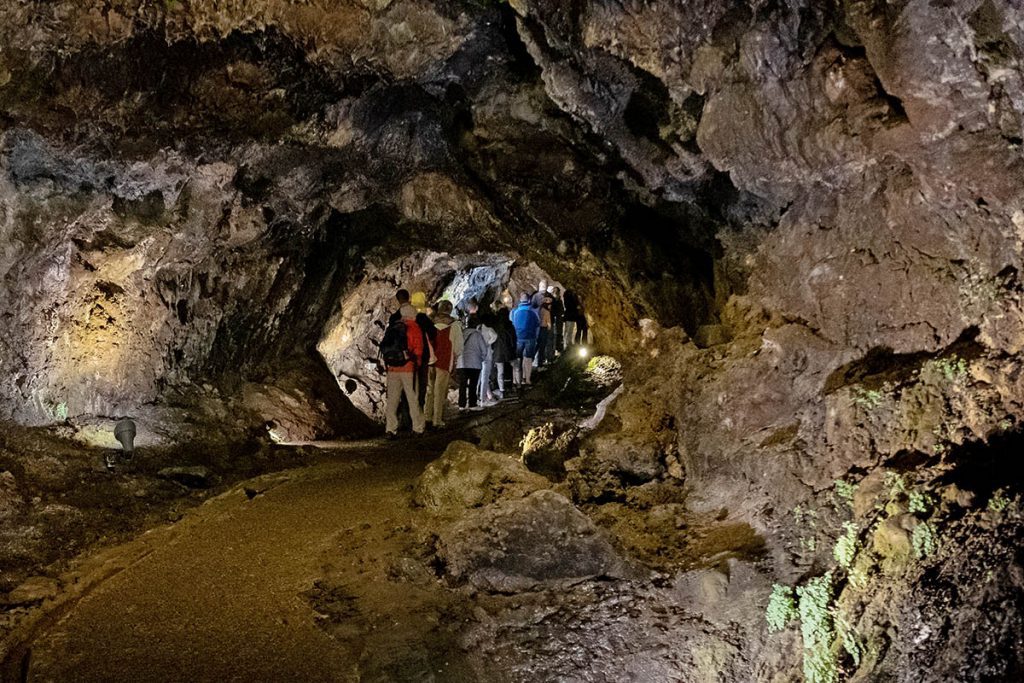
left=414, top=440, right=547, bottom=514
left=437, top=489, right=630, bottom=593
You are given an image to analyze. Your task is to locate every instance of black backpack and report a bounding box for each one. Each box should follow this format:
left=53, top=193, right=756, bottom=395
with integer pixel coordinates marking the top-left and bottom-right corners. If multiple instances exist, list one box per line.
left=380, top=319, right=412, bottom=367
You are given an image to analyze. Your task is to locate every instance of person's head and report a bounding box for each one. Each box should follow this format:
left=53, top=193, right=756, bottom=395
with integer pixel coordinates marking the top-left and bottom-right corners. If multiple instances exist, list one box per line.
left=396, top=289, right=410, bottom=305
left=411, top=291, right=427, bottom=311
left=437, top=300, right=453, bottom=315
left=467, top=297, right=479, bottom=314
left=552, top=286, right=561, bottom=296
left=519, top=292, right=530, bottom=304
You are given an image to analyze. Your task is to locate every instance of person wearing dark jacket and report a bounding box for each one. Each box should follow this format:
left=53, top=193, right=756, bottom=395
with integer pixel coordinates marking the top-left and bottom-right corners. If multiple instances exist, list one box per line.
left=574, top=295, right=589, bottom=345
left=388, top=294, right=436, bottom=431
left=492, top=307, right=517, bottom=398
left=548, top=286, right=564, bottom=356
left=563, top=289, right=579, bottom=348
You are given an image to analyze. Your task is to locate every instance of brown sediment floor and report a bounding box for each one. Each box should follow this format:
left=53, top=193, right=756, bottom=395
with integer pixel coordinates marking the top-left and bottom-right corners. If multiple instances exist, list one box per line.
left=8, top=442, right=461, bottom=682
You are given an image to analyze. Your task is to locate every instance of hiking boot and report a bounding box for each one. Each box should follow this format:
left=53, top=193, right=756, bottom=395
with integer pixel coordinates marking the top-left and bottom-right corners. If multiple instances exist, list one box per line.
left=385, top=432, right=399, bottom=441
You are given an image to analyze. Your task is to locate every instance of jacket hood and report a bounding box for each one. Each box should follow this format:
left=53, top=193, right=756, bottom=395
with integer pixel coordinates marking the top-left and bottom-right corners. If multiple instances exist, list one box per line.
left=432, top=312, right=456, bottom=327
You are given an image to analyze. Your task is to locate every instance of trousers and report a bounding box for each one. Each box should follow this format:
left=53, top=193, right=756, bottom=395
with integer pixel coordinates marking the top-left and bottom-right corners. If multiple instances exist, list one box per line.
left=425, top=368, right=451, bottom=426
left=386, top=372, right=425, bottom=434
left=458, top=369, right=481, bottom=408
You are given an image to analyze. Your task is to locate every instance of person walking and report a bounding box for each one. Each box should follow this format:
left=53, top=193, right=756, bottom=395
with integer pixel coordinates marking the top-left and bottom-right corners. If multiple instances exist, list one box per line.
left=457, top=318, right=489, bottom=411
left=531, top=280, right=548, bottom=309
left=563, top=288, right=579, bottom=348
left=511, top=292, right=540, bottom=385
left=477, top=315, right=499, bottom=406
left=410, top=291, right=437, bottom=413
left=425, top=300, right=462, bottom=429
left=549, top=286, right=565, bottom=355
left=575, top=295, right=589, bottom=346
left=381, top=289, right=426, bottom=438
left=492, top=306, right=517, bottom=399
left=535, top=292, right=553, bottom=367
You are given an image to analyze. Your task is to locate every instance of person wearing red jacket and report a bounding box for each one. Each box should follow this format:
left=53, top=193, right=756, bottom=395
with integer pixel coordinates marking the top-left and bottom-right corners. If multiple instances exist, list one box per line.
left=385, top=292, right=427, bottom=438
left=425, top=300, right=463, bottom=429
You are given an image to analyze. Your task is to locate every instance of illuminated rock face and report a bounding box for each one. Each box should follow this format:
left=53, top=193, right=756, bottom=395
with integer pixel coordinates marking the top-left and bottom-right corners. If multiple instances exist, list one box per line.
left=2, top=0, right=1024, bottom=678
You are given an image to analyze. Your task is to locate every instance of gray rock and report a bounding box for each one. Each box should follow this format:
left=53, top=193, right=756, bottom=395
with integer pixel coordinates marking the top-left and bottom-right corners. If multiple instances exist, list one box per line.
left=438, top=489, right=628, bottom=593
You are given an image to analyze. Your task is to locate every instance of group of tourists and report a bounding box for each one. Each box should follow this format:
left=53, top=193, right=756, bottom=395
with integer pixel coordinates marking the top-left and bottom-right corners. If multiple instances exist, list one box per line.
left=378, top=281, right=589, bottom=438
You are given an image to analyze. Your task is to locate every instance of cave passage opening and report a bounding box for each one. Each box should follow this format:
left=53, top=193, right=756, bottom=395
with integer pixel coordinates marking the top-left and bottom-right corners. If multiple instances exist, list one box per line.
left=316, top=250, right=565, bottom=422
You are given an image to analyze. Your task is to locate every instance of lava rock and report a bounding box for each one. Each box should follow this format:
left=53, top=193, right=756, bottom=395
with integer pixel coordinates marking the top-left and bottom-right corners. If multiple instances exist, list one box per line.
left=564, top=438, right=666, bottom=503
left=157, top=466, right=214, bottom=488
left=438, top=489, right=628, bottom=593
left=0, top=470, right=23, bottom=518
left=4, top=575, right=59, bottom=606
left=413, top=440, right=547, bottom=514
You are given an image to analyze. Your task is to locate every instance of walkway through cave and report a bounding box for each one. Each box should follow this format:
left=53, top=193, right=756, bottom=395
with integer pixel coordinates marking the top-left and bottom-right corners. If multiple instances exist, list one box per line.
left=2, top=349, right=656, bottom=682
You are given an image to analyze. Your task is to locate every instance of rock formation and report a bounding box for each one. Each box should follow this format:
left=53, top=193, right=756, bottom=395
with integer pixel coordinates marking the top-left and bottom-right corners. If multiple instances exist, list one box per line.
left=2, top=0, right=1024, bottom=680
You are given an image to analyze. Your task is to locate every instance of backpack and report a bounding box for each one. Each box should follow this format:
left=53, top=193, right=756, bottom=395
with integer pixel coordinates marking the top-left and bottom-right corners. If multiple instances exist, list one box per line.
left=380, top=319, right=412, bottom=367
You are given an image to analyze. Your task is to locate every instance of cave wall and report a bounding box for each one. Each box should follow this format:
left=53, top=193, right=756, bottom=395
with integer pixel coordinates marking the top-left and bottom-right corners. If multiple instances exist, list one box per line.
left=0, top=0, right=725, bottom=435
left=2, top=0, right=1024, bottom=677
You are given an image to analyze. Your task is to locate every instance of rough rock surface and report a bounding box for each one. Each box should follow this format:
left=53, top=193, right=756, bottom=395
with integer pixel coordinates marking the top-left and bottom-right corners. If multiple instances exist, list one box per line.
left=414, top=440, right=547, bottom=514
left=437, top=489, right=629, bottom=593
left=0, top=471, right=22, bottom=519
left=3, top=0, right=1024, bottom=679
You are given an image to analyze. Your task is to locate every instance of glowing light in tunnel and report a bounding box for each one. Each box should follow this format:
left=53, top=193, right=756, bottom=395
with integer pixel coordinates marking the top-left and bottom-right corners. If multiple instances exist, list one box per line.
left=577, top=346, right=590, bottom=358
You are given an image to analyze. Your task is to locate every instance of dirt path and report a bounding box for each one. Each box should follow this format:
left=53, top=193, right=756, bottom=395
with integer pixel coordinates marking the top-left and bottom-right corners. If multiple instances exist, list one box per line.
left=13, top=442, right=441, bottom=683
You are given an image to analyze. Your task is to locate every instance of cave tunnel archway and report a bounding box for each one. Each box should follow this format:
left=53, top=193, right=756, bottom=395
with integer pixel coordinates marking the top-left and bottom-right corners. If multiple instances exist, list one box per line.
left=317, top=250, right=563, bottom=421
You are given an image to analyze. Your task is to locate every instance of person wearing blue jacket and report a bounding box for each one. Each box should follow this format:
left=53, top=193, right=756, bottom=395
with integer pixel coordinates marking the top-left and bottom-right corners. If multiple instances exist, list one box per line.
left=510, top=293, right=541, bottom=385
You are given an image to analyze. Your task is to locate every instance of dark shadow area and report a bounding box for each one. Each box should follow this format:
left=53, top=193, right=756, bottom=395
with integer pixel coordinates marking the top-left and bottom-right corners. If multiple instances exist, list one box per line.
left=31, top=27, right=345, bottom=153
left=940, top=426, right=1024, bottom=503
left=824, top=326, right=983, bottom=393
left=616, top=203, right=717, bottom=334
